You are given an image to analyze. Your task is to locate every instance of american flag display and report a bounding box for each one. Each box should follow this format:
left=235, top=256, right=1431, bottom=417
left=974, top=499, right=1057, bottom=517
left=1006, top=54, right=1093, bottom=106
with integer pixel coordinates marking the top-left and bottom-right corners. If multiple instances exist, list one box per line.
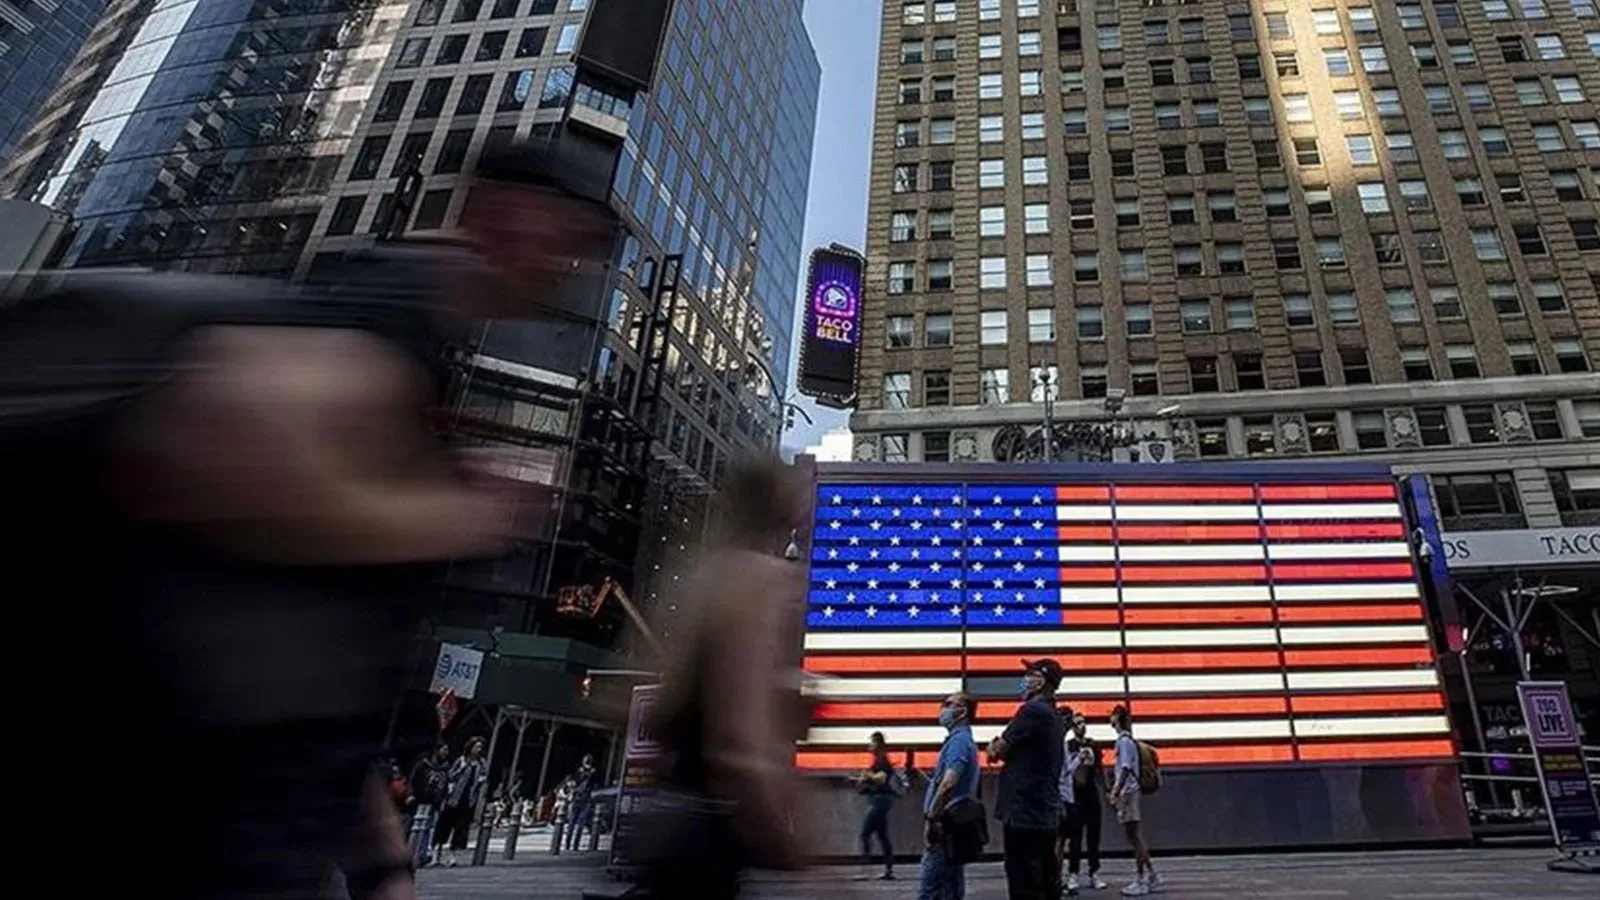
left=799, top=474, right=1454, bottom=771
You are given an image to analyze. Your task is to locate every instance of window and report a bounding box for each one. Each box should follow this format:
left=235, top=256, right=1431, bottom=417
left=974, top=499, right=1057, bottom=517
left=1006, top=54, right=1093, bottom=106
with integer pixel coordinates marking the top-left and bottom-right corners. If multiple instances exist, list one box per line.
left=1388, top=289, right=1421, bottom=323
left=1336, top=91, right=1365, bottom=120
left=1146, top=20, right=1170, bottom=46
left=1073, top=252, right=1098, bottom=282
left=1402, top=346, right=1434, bottom=381
left=1432, top=287, right=1464, bottom=320
left=924, top=370, right=951, bottom=407
left=1326, top=48, right=1353, bottom=76
left=1400, top=180, right=1432, bottom=212
left=928, top=259, right=953, bottom=290
left=1498, top=172, right=1527, bottom=204
left=1201, top=143, right=1228, bottom=173
left=922, top=432, right=952, bottom=463
left=1359, top=182, right=1390, bottom=214
left=1115, top=199, right=1141, bottom=229
left=1489, top=283, right=1522, bottom=316
left=1515, top=79, right=1547, bottom=106
left=1156, top=103, right=1183, bottom=130
left=1296, top=352, right=1327, bottom=387
left=981, top=369, right=1011, bottom=405
left=1419, top=86, right=1451, bottom=115
left=1176, top=245, right=1204, bottom=276
left=1354, top=411, right=1388, bottom=450
left=1234, top=353, right=1265, bottom=390
left=1374, top=88, right=1404, bottom=117
left=1457, top=177, right=1486, bottom=206
left=1169, top=194, right=1196, bottom=225
left=1301, top=412, right=1338, bottom=453
left=888, top=262, right=915, bottom=294
left=1021, top=203, right=1050, bottom=235
left=1522, top=0, right=1551, bottom=17
left=1026, top=254, right=1054, bottom=287
left=980, top=310, right=1008, bottom=346
left=1580, top=401, right=1600, bottom=438
left=935, top=0, right=958, bottom=22
left=1099, top=24, right=1122, bottom=50
left=1106, top=107, right=1131, bottom=133
left=1359, top=46, right=1389, bottom=74
left=1472, top=228, right=1505, bottom=260
left=1433, top=472, right=1524, bottom=529
left=1413, top=230, right=1446, bottom=263
left=436, top=34, right=468, bottom=64
left=1374, top=233, right=1405, bottom=265
left=1284, top=293, right=1315, bottom=328
left=980, top=257, right=1006, bottom=289
left=979, top=116, right=1003, bottom=143
left=1151, top=59, right=1176, bottom=86
left=398, top=37, right=430, bottom=68
left=1534, top=122, right=1569, bottom=152
left=930, top=118, right=956, bottom=145
left=1412, top=43, right=1438, bottom=69
left=1550, top=470, right=1600, bottom=524
left=1062, top=68, right=1085, bottom=93
left=373, top=81, right=412, bottom=122
left=1266, top=11, right=1291, bottom=37
left=979, top=0, right=1000, bottom=18
left=1576, top=121, right=1600, bottom=149
left=1534, top=280, right=1568, bottom=312
left=1179, top=299, right=1213, bottom=334
left=1193, top=418, right=1227, bottom=457
left=1077, top=305, right=1105, bottom=338
left=1020, top=31, right=1042, bottom=55
left=1195, top=101, right=1222, bottom=127
left=1295, top=138, right=1322, bottom=166
left=1437, top=0, right=1465, bottom=25
left=1246, top=98, right=1274, bottom=123
left=1351, top=6, right=1378, bottom=32
left=476, top=30, right=508, bottom=61
left=1416, top=407, right=1451, bottom=446
left=884, top=373, right=911, bottom=409
left=1575, top=218, right=1600, bottom=251
left=980, top=206, right=1005, bottom=238
left=1070, top=199, right=1095, bottom=230
left=1031, top=365, right=1061, bottom=403
left=1021, top=112, right=1046, bottom=140
left=903, top=1, right=926, bottom=24
left=1317, top=237, right=1347, bottom=269
left=1552, top=171, right=1586, bottom=201
left=1207, top=192, right=1236, bottom=223
left=979, top=159, right=1004, bottom=189
left=1189, top=357, right=1220, bottom=393
left=1274, top=238, right=1303, bottom=270
left=1447, top=344, right=1481, bottom=378
left=1163, top=146, right=1189, bottom=175
left=1556, top=339, right=1592, bottom=372
left=1218, top=243, right=1246, bottom=274
left=902, top=40, right=925, bottom=63
left=891, top=212, right=917, bottom=243
left=327, top=196, right=365, bottom=236
left=1517, top=224, right=1549, bottom=255
left=1027, top=308, right=1055, bottom=344
left=456, top=73, right=491, bottom=114
left=1285, top=94, right=1313, bottom=122
left=349, top=136, right=390, bottom=181
left=1450, top=41, right=1478, bottom=66
left=894, top=164, right=918, bottom=193
left=434, top=128, right=472, bottom=174
left=1019, top=71, right=1042, bottom=96
left=1508, top=341, right=1543, bottom=375
left=896, top=121, right=921, bottom=148
left=1114, top=151, right=1139, bottom=178
left=1068, top=153, right=1091, bottom=179
left=1328, top=292, right=1360, bottom=325
left=1188, top=57, right=1213, bottom=84
left=882, top=434, right=909, bottom=463
left=1125, top=303, right=1152, bottom=337
left=1239, top=53, right=1263, bottom=79
left=930, top=161, right=954, bottom=190
left=934, top=36, right=956, bottom=60
left=1264, top=188, right=1292, bottom=217
left=886, top=316, right=914, bottom=349
left=453, top=0, right=483, bottom=20
left=1131, top=362, right=1160, bottom=396
left=932, top=75, right=955, bottom=101
left=979, top=34, right=1002, bottom=59
left=1536, top=34, right=1567, bottom=60
left=554, top=22, right=579, bottom=53
left=925, top=313, right=953, bottom=346
left=1306, top=187, right=1334, bottom=214
left=1079, top=365, right=1108, bottom=399
left=1023, top=156, right=1048, bottom=185
left=1217, top=297, right=1254, bottom=331
left=1387, top=132, right=1419, bottom=163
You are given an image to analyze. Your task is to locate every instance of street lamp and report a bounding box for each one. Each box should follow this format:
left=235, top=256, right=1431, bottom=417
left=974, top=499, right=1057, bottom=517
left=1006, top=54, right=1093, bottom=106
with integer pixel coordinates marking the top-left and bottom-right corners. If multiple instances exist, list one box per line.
left=1031, top=361, right=1058, bottom=462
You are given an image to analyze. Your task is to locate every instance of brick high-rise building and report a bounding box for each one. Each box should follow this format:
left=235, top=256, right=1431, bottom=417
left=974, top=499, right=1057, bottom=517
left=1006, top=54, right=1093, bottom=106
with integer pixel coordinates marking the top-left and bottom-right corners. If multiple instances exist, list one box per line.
left=852, top=0, right=1600, bottom=771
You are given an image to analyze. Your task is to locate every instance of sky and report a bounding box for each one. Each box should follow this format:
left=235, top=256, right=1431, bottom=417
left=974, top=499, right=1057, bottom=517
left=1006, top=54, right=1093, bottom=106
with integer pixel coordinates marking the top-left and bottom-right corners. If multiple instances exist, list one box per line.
left=781, top=0, right=881, bottom=454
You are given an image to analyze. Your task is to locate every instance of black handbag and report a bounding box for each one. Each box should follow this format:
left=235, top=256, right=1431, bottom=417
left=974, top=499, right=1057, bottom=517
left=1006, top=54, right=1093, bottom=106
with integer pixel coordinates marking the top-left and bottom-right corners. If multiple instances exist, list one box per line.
left=938, top=789, right=989, bottom=864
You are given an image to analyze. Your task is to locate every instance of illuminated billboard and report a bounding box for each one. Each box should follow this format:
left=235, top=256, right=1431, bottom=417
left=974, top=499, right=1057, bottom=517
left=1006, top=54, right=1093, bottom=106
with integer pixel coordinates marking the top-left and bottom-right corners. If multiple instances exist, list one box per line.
left=799, top=467, right=1454, bottom=771
left=797, top=245, right=864, bottom=408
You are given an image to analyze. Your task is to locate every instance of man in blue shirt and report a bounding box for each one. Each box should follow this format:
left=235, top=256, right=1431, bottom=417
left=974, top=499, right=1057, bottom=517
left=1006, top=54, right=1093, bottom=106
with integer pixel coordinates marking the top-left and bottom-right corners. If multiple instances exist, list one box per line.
left=920, top=692, right=980, bottom=900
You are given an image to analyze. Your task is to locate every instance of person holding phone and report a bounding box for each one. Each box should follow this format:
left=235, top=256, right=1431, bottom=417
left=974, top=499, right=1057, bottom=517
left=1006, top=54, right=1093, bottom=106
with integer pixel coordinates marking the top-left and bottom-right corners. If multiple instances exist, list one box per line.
left=1058, top=708, right=1107, bottom=894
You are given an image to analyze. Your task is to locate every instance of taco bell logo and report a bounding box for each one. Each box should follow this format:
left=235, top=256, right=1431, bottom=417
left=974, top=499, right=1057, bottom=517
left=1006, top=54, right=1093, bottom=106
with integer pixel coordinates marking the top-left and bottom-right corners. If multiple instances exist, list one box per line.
left=812, top=280, right=858, bottom=346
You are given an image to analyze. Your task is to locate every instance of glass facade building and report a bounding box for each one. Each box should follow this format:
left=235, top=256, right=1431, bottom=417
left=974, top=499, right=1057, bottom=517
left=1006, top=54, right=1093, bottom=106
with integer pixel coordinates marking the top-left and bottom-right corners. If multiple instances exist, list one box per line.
left=0, top=0, right=110, bottom=166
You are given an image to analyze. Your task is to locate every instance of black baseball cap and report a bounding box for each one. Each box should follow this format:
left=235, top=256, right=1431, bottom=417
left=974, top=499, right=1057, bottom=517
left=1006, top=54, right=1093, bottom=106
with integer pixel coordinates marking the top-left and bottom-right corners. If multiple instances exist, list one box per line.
left=1021, top=658, right=1064, bottom=688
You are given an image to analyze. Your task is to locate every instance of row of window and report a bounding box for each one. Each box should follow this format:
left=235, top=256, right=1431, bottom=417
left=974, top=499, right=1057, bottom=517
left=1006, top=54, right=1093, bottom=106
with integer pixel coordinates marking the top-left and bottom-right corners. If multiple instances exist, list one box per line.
left=394, top=25, right=572, bottom=70
left=367, top=66, right=572, bottom=133
left=882, top=335, right=1592, bottom=410
left=414, top=0, right=582, bottom=27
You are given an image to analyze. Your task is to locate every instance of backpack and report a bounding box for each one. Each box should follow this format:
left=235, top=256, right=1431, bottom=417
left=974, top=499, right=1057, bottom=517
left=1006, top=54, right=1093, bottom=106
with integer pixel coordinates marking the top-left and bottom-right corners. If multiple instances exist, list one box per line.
left=1136, top=741, right=1162, bottom=795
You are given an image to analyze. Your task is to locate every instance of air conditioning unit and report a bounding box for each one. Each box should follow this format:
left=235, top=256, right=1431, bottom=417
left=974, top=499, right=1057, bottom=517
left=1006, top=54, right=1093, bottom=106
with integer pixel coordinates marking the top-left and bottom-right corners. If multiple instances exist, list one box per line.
left=1132, top=440, right=1175, bottom=463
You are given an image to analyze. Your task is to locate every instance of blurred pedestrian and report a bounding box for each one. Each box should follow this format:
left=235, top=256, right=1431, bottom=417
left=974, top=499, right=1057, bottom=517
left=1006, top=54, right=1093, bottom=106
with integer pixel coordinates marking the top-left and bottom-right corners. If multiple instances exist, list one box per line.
left=409, top=743, right=454, bottom=867
left=1058, top=707, right=1107, bottom=895
left=855, top=731, right=901, bottom=880
left=1109, top=706, right=1159, bottom=896
left=437, top=736, right=488, bottom=865
left=564, top=754, right=599, bottom=851
left=634, top=459, right=811, bottom=899
left=920, top=692, right=981, bottom=900
left=989, top=659, right=1066, bottom=900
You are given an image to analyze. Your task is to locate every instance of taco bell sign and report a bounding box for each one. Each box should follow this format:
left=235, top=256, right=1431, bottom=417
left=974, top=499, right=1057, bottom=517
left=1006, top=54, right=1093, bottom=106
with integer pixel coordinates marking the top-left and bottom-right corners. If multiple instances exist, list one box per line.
left=798, top=244, right=865, bottom=407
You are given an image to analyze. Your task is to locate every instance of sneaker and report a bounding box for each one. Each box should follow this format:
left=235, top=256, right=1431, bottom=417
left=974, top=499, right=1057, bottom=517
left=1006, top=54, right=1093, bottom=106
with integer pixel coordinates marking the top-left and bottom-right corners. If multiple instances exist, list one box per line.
left=1145, top=872, right=1162, bottom=893
left=1120, top=880, right=1149, bottom=897
left=1088, top=874, right=1108, bottom=890
left=878, top=871, right=896, bottom=881
left=1067, top=874, right=1080, bottom=893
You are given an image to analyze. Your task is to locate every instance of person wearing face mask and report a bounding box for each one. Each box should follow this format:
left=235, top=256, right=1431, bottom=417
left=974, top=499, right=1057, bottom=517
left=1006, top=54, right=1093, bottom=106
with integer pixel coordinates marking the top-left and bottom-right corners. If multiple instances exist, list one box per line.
left=988, top=659, right=1066, bottom=900
left=1057, top=707, right=1107, bottom=895
left=920, top=692, right=979, bottom=900
left=854, top=731, right=899, bottom=880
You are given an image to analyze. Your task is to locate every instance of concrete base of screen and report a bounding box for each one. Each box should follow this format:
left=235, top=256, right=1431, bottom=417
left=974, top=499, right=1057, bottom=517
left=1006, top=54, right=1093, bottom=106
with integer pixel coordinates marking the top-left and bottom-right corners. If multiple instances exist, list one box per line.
left=796, top=762, right=1472, bottom=858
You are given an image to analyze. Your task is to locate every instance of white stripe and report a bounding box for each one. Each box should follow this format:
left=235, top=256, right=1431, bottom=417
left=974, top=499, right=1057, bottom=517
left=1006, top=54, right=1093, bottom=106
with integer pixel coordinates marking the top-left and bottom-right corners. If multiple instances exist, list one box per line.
left=1286, top=668, right=1440, bottom=690
left=1114, top=505, right=1259, bottom=521
left=1057, top=545, right=1117, bottom=562
left=1119, top=544, right=1265, bottom=562
left=804, top=632, right=964, bottom=651
left=1059, top=587, right=1122, bottom=605
left=1119, top=585, right=1273, bottom=604
left=1279, top=625, right=1430, bottom=645
left=1058, top=676, right=1129, bottom=696
left=808, top=676, right=962, bottom=699
left=1293, top=715, right=1450, bottom=738
left=1272, top=582, right=1420, bottom=602
left=1140, top=719, right=1293, bottom=741
left=1055, top=505, right=1114, bottom=521
left=1123, top=628, right=1279, bottom=647
left=1268, top=542, right=1411, bottom=560
left=1129, top=672, right=1287, bottom=693
left=805, top=725, right=1003, bottom=746
left=1260, top=502, right=1403, bottom=521
left=966, top=630, right=1122, bottom=649
left=804, top=720, right=1294, bottom=747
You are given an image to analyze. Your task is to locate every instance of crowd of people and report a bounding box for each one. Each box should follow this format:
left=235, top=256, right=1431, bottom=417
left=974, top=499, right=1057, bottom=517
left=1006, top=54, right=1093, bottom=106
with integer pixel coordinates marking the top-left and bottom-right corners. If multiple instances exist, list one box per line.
left=857, top=659, right=1162, bottom=900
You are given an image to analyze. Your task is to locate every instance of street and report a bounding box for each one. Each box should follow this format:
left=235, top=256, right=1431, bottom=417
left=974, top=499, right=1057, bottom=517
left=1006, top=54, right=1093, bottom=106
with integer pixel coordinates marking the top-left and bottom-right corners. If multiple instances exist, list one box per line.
left=416, top=847, right=1596, bottom=900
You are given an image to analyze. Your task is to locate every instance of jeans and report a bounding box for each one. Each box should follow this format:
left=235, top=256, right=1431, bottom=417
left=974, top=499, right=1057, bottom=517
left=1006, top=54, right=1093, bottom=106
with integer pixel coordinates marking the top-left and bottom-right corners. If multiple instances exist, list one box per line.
left=1063, top=797, right=1102, bottom=876
left=1003, top=825, right=1059, bottom=900
left=918, top=844, right=965, bottom=900
left=860, top=802, right=894, bottom=871
left=565, top=801, right=591, bottom=850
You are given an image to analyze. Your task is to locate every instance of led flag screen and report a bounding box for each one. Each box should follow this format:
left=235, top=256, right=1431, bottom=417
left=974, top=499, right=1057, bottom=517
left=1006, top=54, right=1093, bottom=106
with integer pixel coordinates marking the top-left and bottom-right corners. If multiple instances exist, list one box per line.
left=800, top=478, right=1454, bottom=770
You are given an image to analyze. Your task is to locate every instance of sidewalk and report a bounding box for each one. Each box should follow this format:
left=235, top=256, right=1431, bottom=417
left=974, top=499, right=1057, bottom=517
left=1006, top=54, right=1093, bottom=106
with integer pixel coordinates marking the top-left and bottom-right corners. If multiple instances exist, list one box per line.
left=437, top=824, right=612, bottom=868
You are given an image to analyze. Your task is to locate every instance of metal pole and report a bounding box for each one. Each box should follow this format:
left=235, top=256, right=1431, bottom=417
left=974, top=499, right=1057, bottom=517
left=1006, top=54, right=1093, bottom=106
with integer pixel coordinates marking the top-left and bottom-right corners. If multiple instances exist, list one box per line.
left=468, top=707, right=507, bottom=866
left=1456, top=647, right=1501, bottom=811
left=501, top=712, right=533, bottom=860
left=1502, top=585, right=1530, bottom=681
left=533, top=720, right=559, bottom=815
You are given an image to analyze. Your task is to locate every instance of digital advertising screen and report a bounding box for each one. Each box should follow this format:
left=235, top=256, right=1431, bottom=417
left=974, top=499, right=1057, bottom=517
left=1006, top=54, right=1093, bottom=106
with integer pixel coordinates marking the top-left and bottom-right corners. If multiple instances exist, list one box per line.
left=797, top=245, right=865, bottom=408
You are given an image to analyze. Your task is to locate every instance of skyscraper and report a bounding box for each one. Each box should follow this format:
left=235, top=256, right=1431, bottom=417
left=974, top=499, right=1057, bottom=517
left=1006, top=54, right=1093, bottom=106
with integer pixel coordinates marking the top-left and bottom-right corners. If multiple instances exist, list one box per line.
left=0, top=0, right=109, bottom=166
left=853, top=0, right=1600, bottom=767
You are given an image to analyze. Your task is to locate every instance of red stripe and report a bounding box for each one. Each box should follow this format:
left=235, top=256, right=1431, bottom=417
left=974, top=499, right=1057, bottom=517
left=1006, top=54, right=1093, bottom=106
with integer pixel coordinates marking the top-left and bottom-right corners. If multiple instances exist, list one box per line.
left=803, top=655, right=960, bottom=674
left=814, top=702, right=942, bottom=721
left=1056, top=485, right=1111, bottom=501
left=1132, top=696, right=1288, bottom=716
left=1290, top=692, right=1446, bottom=714
left=1115, top=485, right=1255, bottom=502
left=1297, top=739, right=1455, bottom=762
left=797, top=751, right=877, bottom=770
left=1057, top=525, right=1115, bottom=541
left=1260, top=484, right=1397, bottom=501
left=1118, top=524, right=1262, bottom=542
left=1066, top=609, right=1124, bottom=625
left=1159, top=744, right=1297, bottom=764
left=1265, top=522, right=1406, bottom=540
left=1283, top=646, right=1435, bottom=667
left=1271, top=562, right=1415, bottom=581
left=1127, top=650, right=1281, bottom=670
left=1124, top=606, right=1276, bottom=625
left=1058, top=566, right=1119, bottom=583
left=971, top=654, right=1121, bottom=672
left=1277, top=604, right=1425, bottom=623
left=1120, top=564, right=1267, bottom=583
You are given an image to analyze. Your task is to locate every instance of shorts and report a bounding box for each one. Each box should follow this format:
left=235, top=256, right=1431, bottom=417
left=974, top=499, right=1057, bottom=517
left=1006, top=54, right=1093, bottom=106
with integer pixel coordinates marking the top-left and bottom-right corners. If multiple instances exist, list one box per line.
left=1115, top=791, right=1142, bottom=825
